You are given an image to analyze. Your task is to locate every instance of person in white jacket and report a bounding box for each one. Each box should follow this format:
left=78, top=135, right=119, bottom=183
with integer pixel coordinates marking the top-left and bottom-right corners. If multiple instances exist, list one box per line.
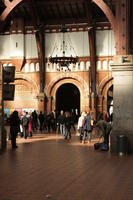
left=77, top=112, right=86, bottom=142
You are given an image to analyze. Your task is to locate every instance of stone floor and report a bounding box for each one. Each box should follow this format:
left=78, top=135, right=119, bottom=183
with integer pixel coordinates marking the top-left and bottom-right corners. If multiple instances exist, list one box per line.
left=0, top=131, right=133, bottom=200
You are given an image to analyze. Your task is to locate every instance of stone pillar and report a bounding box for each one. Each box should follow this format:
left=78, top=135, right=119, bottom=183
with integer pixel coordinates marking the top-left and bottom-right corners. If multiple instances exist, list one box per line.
left=110, top=55, right=133, bottom=153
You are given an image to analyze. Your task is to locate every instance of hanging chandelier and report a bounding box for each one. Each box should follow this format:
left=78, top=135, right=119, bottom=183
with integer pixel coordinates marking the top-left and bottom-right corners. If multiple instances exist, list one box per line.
left=49, top=26, right=78, bottom=71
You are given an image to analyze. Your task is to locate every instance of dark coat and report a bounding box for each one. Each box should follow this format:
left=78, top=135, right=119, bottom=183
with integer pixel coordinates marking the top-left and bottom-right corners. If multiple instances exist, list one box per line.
left=83, top=114, right=92, bottom=131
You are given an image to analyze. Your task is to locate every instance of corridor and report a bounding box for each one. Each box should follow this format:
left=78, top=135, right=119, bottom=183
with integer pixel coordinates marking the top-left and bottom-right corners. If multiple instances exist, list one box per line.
left=0, top=133, right=133, bottom=200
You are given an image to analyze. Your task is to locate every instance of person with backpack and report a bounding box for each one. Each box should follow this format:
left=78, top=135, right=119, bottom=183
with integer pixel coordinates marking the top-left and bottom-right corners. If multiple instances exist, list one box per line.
left=93, top=113, right=112, bottom=151
left=82, top=111, right=92, bottom=144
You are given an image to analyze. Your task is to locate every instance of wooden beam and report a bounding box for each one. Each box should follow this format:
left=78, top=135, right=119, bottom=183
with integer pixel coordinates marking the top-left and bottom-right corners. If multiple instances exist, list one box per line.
left=3, top=0, right=10, bottom=7
left=0, top=0, right=23, bottom=22
left=27, top=0, right=46, bottom=93
left=49, top=4, right=56, bottom=18
left=69, top=2, right=75, bottom=19
left=63, top=4, right=69, bottom=18
left=84, top=0, right=97, bottom=111
left=44, top=17, right=88, bottom=25
left=56, top=3, right=62, bottom=18
left=76, top=2, right=81, bottom=18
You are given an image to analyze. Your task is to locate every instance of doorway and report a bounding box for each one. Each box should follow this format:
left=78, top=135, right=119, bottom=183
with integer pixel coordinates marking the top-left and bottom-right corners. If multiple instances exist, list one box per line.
left=107, top=85, right=113, bottom=121
left=56, top=83, right=80, bottom=115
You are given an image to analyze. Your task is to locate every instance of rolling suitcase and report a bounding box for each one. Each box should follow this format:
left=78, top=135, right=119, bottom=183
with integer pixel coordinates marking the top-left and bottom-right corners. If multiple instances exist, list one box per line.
left=100, top=143, right=109, bottom=151
left=94, top=142, right=101, bottom=150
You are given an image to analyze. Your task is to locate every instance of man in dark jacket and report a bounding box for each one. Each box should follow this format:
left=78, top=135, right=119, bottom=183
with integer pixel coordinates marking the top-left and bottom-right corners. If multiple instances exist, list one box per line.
left=38, top=111, right=44, bottom=131
left=10, top=111, right=20, bottom=149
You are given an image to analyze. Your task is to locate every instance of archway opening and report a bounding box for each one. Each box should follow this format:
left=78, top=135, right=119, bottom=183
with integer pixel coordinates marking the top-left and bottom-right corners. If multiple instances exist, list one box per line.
left=107, top=85, right=113, bottom=122
left=56, top=83, right=80, bottom=115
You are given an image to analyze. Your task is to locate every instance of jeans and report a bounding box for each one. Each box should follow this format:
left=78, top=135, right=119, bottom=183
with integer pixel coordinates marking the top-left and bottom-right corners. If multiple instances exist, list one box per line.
left=60, top=124, right=65, bottom=138
left=65, top=128, right=71, bottom=139
left=83, top=130, right=92, bottom=142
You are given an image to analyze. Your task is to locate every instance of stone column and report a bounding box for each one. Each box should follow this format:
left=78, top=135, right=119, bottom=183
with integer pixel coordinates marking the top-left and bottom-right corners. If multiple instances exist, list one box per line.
left=110, top=55, right=133, bottom=153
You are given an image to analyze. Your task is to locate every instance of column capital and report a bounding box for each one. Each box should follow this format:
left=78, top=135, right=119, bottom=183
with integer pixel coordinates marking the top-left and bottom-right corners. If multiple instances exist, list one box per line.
left=111, top=55, right=133, bottom=71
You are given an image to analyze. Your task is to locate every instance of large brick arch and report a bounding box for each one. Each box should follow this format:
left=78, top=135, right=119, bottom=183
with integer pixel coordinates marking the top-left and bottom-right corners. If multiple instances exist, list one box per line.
left=98, top=74, right=113, bottom=95
left=46, top=73, right=89, bottom=96
left=15, top=73, right=40, bottom=94
left=98, top=76, right=113, bottom=114
left=45, top=73, right=89, bottom=112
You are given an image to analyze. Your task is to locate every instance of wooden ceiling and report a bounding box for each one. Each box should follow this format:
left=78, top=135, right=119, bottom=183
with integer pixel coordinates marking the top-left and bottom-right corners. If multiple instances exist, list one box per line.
left=0, top=0, right=116, bottom=29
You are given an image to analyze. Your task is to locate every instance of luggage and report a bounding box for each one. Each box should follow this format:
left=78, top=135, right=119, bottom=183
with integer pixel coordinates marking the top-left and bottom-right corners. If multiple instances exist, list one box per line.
left=100, top=143, right=109, bottom=151
left=94, top=142, right=101, bottom=150
left=94, top=142, right=109, bottom=151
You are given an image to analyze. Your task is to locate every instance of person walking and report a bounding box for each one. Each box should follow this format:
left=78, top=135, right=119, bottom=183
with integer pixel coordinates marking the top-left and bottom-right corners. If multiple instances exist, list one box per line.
left=10, top=110, right=20, bottom=149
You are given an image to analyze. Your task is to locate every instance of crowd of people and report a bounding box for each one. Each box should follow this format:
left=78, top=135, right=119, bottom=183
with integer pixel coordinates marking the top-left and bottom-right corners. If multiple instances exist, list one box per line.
left=9, top=109, right=77, bottom=148
left=9, top=109, right=113, bottom=150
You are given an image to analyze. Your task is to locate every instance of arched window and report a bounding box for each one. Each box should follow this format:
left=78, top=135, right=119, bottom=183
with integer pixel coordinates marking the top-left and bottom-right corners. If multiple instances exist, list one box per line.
left=8, top=63, right=13, bottom=66
left=96, top=61, right=101, bottom=70
left=69, top=63, right=73, bottom=71
left=80, top=61, right=85, bottom=71
left=102, top=60, right=108, bottom=70
left=30, top=63, right=34, bottom=72
left=75, top=62, right=79, bottom=71
left=86, top=61, right=90, bottom=71
left=25, top=63, right=29, bottom=72
left=3, top=63, right=7, bottom=67
left=109, top=60, right=113, bottom=71
left=36, top=63, right=39, bottom=71
left=46, top=63, right=50, bottom=71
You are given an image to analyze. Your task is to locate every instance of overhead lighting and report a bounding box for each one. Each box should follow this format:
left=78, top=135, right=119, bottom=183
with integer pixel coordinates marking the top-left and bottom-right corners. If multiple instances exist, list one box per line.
left=49, top=25, right=78, bottom=72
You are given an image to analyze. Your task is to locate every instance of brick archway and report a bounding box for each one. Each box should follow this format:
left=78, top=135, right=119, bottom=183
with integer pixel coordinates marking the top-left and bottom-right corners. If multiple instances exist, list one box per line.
left=4, top=75, right=40, bottom=110
left=15, top=73, right=40, bottom=94
left=98, top=77, right=113, bottom=115
left=45, top=74, right=89, bottom=113
left=98, top=74, right=113, bottom=95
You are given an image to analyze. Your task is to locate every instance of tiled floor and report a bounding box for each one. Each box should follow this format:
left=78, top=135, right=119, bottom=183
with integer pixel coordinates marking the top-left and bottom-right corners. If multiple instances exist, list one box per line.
left=0, top=131, right=133, bottom=200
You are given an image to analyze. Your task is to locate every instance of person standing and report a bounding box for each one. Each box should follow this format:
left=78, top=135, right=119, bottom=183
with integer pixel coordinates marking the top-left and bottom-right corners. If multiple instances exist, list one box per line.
left=57, top=110, right=65, bottom=138
left=83, top=111, right=92, bottom=144
left=64, top=112, right=71, bottom=140
left=10, top=111, right=20, bottom=149
left=77, top=112, right=85, bottom=142
left=21, top=112, right=29, bottom=139
left=38, top=111, right=44, bottom=132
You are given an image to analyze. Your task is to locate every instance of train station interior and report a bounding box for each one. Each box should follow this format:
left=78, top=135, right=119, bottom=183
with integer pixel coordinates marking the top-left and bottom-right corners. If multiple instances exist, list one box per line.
left=0, top=0, right=133, bottom=199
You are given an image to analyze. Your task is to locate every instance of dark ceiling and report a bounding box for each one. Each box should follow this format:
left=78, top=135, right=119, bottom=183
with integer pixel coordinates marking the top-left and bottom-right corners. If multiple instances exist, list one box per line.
left=0, top=0, right=116, bottom=29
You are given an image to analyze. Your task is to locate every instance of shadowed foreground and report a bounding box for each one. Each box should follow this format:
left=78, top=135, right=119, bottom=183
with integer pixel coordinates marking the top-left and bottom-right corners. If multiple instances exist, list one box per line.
left=0, top=134, right=133, bottom=200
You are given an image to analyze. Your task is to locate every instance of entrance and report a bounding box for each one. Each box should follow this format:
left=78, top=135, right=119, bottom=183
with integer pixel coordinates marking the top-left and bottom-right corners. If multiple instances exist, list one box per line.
left=107, top=85, right=113, bottom=122
left=56, top=83, right=80, bottom=115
